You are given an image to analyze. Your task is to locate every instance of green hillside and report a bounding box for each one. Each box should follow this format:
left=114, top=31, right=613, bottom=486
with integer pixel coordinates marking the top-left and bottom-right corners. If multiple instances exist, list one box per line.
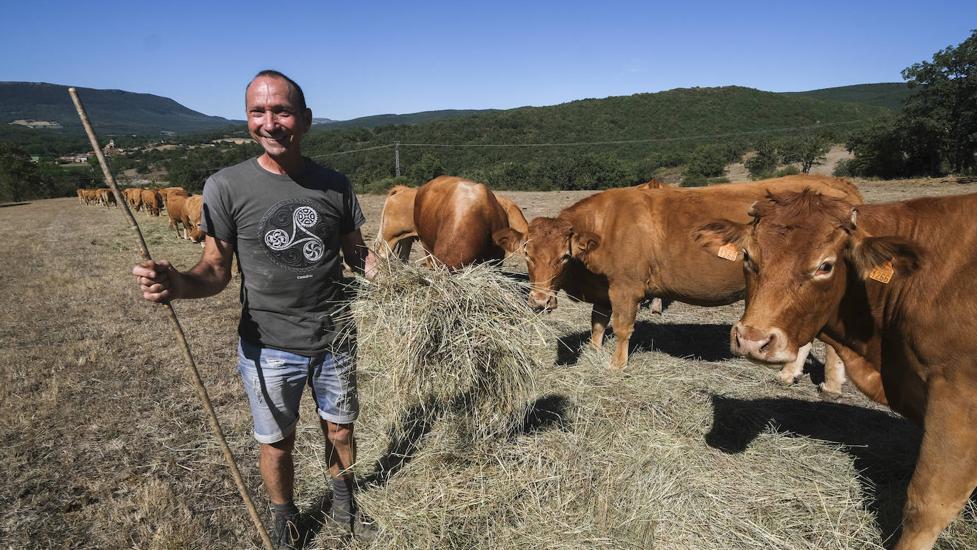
left=0, top=82, right=241, bottom=136
left=784, top=83, right=912, bottom=111
left=324, top=109, right=502, bottom=129
left=304, top=85, right=892, bottom=190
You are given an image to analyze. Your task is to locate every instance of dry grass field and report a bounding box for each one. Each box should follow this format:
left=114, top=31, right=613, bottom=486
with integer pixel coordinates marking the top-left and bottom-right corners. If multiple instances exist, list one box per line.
left=2, top=176, right=976, bottom=549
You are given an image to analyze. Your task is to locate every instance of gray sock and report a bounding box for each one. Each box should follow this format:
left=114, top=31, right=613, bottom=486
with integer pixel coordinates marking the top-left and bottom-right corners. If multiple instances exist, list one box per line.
left=271, top=500, right=299, bottom=517
left=331, top=477, right=353, bottom=524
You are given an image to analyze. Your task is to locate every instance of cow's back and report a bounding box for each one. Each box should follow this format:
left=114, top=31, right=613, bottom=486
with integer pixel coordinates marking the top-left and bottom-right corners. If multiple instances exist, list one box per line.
left=564, top=176, right=863, bottom=306
left=414, top=176, right=510, bottom=268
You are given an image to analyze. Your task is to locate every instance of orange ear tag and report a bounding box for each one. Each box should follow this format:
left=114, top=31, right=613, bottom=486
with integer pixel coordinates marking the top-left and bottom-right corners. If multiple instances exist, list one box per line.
left=869, top=261, right=894, bottom=284
left=717, top=243, right=739, bottom=261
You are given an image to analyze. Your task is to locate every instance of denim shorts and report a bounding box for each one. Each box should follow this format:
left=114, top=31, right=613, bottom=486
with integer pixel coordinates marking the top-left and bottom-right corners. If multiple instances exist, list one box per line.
left=237, top=338, right=359, bottom=444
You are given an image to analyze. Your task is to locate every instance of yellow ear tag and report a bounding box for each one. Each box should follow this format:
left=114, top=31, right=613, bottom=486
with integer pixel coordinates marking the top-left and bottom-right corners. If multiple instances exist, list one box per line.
left=717, top=243, right=739, bottom=261
left=869, top=261, right=894, bottom=284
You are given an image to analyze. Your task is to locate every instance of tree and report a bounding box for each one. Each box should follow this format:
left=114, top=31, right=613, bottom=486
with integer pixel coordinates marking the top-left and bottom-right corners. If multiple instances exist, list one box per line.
left=901, top=29, right=977, bottom=173
left=780, top=135, right=831, bottom=173
left=0, top=144, right=40, bottom=202
left=745, top=141, right=778, bottom=179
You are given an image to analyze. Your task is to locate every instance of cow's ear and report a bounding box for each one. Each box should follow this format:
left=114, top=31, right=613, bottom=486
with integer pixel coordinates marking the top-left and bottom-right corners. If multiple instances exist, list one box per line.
left=693, top=220, right=748, bottom=259
left=571, top=231, right=601, bottom=257
left=492, top=228, right=525, bottom=254
left=849, top=235, right=922, bottom=281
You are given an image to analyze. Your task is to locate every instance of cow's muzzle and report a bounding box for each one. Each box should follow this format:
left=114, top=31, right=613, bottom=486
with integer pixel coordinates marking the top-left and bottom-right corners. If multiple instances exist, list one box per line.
left=529, top=291, right=557, bottom=312
left=730, top=322, right=796, bottom=364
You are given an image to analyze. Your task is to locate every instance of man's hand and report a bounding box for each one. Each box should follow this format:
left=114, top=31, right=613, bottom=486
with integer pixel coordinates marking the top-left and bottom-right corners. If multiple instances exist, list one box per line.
left=341, top=230, right=378, bottom=279
left=132, top=260, right=181, bottom=303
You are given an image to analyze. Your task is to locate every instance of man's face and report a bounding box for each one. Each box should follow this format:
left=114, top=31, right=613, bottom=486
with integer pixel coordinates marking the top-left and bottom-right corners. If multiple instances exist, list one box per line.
left=245, top=76, right=311, bottom=158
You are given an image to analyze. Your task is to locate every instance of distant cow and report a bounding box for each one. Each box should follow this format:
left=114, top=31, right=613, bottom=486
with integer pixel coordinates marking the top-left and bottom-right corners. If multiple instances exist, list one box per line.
left=181, top=195, right=204, bottom=243
left=98, top=188, right=116, bottom=207
left=124, top=188, right=144, bottom=211
left=375, top=177, right=529, bottom=269
left=158, top=187, right=188, bottom=209
left=695, top=189, right=977, bottom=550
left=166, top=193, right=190, bottom=239
left=140, top=189, right=163, bottom=216
left=493, top=175, right=862, bottom=381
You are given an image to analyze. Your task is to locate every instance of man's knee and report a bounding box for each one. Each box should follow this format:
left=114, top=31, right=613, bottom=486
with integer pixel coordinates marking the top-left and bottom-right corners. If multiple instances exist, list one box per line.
left=262, top=432, right=296, bottom=458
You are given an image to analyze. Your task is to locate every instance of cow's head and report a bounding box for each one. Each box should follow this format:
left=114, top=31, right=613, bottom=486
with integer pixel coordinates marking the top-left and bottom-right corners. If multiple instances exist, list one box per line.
left=493, top=217, right=600, bottom=311
left=695, top=190, right=921, bottom=364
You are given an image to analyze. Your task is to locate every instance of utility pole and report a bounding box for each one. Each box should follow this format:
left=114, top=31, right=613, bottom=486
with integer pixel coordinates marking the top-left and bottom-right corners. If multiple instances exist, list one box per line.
left=394, top=141, right=401, bottom=177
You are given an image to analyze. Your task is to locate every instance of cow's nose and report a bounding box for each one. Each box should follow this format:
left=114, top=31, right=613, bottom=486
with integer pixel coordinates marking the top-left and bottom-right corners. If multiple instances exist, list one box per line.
left=529, top=291, right=557, bottom=312
left=731, top=322, right=791, bottom=362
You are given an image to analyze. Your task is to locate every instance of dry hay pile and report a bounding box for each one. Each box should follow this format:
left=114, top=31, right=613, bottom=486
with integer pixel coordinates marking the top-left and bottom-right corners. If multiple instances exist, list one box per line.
left=345, top=258, right=549, bottom=441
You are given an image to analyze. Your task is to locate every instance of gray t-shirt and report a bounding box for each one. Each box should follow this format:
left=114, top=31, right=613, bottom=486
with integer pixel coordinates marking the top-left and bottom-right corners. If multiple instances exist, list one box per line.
left=200, top=157, right=366, bottom=355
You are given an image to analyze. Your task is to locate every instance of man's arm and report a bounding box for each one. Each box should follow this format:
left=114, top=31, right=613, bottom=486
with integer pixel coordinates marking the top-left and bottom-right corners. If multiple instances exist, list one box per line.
left=132, top=235, right=235, bottom=302
left=340, top=229, right=378, bottom=280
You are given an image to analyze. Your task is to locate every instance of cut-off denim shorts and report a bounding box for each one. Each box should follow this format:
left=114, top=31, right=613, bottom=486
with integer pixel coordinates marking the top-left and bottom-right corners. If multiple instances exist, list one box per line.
left=237, top=338, right=359, bottom=444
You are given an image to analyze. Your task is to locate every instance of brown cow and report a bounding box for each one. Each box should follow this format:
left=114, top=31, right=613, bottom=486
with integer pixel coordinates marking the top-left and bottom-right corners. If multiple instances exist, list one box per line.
left=166, top=193, right=190, bottom=239
left=140, top=189, right=163, bottom=216
left=374, top=185, right=419, bottom=261
left=695, top=190, right=977, bottom=550
left=375, top=177, right=529, bottom=268
left=124, top=187, right=144, bottom=211
left=493, top=175, right=862, bottom=379
left=182, top=195, right=204, bottom=243
left=98, top=188, right=116, bottom=207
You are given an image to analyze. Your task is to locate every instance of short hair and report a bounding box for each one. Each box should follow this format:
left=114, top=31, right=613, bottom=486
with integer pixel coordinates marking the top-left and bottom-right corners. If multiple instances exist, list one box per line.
left=247, top=69, right=307, bottom=111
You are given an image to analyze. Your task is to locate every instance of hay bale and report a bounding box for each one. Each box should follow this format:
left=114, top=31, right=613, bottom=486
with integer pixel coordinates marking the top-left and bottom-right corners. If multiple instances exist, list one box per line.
left=343, top=258, right=549, bottom=441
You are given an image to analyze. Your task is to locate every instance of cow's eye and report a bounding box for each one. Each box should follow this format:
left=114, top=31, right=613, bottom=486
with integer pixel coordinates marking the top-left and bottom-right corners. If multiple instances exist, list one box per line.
left=560, top=253, right=571, bottom=263
left=816, top=261, right=834, bottom=276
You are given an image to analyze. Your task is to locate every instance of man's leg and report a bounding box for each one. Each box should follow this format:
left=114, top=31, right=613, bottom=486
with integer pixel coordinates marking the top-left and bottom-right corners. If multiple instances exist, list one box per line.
left=260, top=431, right=297, bottom=505
left=320, top=421, right=356, bottom=523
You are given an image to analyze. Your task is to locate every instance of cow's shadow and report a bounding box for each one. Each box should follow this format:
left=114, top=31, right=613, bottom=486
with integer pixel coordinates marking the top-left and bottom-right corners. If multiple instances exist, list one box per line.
left=706, top=395, right=922, bottom=545
left=556, top=321, right=735, bottom=365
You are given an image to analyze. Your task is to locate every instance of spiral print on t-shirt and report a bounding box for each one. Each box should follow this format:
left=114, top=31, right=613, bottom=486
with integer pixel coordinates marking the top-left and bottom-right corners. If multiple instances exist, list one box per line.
left=258, top=200, right=330, bottom=271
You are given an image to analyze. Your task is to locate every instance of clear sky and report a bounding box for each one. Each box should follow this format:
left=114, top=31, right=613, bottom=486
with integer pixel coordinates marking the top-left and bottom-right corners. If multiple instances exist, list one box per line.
left=3, top=1, right=974, bottom=121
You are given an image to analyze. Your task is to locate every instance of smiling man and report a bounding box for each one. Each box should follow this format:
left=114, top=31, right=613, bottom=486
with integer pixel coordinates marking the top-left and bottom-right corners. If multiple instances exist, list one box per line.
left=132, top=70, right=377, bottom=548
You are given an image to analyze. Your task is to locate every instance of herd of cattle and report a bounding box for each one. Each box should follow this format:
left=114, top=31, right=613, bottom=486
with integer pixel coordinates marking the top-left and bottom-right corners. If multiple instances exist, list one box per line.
left=72, top=173, right=973, bottom=548
left=374, top=174, right=977, bottom=550
left=76, top=186, right=204, bottom=243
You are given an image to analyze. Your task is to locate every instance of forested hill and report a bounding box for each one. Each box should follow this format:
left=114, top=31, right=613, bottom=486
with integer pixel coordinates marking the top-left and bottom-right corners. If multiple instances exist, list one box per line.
left=303, top=85, right=893, bottom=190
left=0, top=82, right=240, bottom=135
left=784, top=82, right=912, bottom=111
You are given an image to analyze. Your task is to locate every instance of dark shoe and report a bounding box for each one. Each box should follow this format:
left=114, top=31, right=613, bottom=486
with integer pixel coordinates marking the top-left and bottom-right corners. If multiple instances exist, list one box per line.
left=271, top=510, right=302, bottom=550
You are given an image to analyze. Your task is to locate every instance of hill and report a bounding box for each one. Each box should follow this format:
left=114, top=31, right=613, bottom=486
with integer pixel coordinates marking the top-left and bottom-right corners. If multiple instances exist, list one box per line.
left=0, top=82, right=242, bottom=136
left=324, top=109, right=502, bottom=129
left=784, top=82, right=912, bottom=111
left=305, top=85, right=893, bottom=190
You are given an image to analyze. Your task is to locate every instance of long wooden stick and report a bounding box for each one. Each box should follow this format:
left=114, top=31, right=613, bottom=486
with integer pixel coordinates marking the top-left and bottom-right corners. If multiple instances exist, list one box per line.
left=68, top=88, right=274, bottom=550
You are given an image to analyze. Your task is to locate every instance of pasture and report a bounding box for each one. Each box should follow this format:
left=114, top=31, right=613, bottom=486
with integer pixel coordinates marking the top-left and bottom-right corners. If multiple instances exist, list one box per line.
left=2, top=177, right=975, bottom=549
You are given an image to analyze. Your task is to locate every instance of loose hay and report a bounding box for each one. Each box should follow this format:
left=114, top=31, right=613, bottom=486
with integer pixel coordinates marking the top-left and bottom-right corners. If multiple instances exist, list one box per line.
left=343, top=258, right=549, bottom=441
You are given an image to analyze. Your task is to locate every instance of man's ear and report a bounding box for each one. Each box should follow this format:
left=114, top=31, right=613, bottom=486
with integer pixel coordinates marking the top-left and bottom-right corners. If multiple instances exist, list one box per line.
left=693, top=219, right=748, bottom=259
left=303, top=107, right=313, bottom=129
left=849, top=235, right=922, bottom=280
left=571, top=231, right=601, bottom=257
left=492, top=228, right=525, bottom=254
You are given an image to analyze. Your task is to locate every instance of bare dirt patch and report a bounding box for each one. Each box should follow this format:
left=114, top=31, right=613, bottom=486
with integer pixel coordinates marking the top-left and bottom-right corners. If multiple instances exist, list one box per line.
left=2, top=178, right=976, bottom=548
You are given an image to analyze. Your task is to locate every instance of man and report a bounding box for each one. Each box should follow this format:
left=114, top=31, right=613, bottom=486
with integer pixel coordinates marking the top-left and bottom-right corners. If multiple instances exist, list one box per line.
left=132, top=70, right=377, bottom=547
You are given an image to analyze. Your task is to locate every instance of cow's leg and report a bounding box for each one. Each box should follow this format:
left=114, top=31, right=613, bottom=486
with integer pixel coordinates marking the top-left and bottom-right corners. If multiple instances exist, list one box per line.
left=393, top=236, right=416, bottom=262
left=777, top=342, right=812, bottom=385
left=895, top=383, right=977, bottom=550
left=590, top=303, right=610, bottom=350
left=608, top=288, right=640, bottom=370
left=818, top=344, right=847, bottom=399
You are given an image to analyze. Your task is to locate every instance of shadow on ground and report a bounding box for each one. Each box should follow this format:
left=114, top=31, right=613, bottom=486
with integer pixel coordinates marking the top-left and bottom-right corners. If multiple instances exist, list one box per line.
left=557, top=321, right=734, bottom=365
left=706, top=394, right=922, bottom=546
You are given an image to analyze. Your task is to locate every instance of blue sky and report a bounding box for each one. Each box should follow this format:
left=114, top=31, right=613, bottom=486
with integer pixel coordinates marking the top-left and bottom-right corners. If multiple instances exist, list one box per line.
left=3, top=1, right=974, bottom=121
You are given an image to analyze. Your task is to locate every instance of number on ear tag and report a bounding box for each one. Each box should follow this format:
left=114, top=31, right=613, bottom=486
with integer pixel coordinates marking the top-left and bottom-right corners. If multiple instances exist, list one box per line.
left=869, top=262, right=894, bottom=284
